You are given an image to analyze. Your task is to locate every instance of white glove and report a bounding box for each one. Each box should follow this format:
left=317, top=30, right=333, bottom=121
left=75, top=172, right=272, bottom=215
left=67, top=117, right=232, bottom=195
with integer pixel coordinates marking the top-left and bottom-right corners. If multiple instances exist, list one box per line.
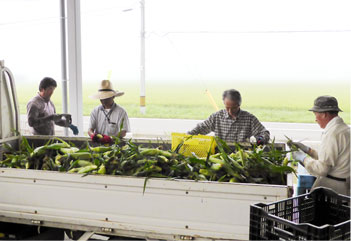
left=292, top=151, right=307, bottom=165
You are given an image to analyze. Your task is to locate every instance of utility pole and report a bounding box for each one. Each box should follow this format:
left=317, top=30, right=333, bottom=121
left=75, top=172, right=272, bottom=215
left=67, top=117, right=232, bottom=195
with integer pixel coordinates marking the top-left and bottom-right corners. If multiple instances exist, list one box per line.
left=140, top=0, right=146, bottom=114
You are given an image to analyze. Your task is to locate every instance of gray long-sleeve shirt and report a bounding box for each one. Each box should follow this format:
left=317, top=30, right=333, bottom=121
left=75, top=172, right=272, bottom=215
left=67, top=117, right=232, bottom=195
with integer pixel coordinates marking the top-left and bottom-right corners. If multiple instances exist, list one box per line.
left=188, top=109, right=270, bottom=143
left=26, top=94, right=63, bottom=135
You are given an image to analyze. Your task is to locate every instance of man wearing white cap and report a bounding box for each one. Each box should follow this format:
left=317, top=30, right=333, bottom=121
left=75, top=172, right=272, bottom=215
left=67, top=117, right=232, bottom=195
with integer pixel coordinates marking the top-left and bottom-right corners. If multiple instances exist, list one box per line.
left=289, top=96, right=350, bottom=195
left=88, top=80, right=130, bottom=143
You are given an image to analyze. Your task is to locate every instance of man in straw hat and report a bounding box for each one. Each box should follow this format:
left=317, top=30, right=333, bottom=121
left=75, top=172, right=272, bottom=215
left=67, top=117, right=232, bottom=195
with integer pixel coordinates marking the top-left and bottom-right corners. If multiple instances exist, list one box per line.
left=289, top=96, right=350, bottom=195
left=88, top=80, right=130, bottom=144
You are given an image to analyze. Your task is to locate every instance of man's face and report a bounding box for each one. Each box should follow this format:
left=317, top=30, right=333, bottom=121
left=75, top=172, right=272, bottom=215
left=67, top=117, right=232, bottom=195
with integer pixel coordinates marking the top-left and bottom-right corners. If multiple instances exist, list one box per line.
left=40, top=86, right=56, bottom=101
left=100, top=97, right=114, bottom=108
left=224, top=98, right=240, bottom=117
left=314, top=112, right=328, bottom=129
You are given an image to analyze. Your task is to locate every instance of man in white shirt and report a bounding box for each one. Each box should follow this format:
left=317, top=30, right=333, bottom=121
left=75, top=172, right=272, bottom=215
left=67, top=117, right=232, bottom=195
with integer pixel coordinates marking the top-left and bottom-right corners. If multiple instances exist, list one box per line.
left=290, top=96, right=350, bottom=195
left=88, top=80, right=130, bottom=144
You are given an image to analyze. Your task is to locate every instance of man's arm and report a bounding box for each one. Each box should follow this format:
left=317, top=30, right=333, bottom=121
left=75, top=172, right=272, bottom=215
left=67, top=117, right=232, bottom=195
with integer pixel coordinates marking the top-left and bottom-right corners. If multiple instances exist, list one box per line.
left=54, top=114, right=72, bottom=127
left=88, top=128, right=95, bottom=137
left=88, top=110, right=97, bottom=137
left=188, top=114, right=215, bottom=135
left=304, top=156, right=331, bottom=176
left=304, top=134, right=338, bottom=176
left=120, top=112, right=131, bottom=133
left=250, top=115, right=270, bottom=143
left=27, top=103, right=57, bottom=128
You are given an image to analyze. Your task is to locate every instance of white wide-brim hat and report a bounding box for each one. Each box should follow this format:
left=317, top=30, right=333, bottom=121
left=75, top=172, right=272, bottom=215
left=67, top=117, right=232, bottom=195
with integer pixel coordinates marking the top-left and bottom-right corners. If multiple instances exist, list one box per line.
left=90, top=80, right=124, bottom=100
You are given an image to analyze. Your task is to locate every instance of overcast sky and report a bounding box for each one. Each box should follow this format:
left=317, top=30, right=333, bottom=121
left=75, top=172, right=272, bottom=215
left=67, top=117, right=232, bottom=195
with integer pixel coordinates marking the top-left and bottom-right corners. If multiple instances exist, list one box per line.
left=1, top=0, right=351, bottom=84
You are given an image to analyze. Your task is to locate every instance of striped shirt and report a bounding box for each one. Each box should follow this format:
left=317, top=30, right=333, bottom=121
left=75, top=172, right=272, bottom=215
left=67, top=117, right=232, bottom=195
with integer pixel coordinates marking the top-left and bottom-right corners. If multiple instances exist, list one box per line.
left=89, top=103, right=130, bottom=136
left=188, top=109, right=270, bottom=143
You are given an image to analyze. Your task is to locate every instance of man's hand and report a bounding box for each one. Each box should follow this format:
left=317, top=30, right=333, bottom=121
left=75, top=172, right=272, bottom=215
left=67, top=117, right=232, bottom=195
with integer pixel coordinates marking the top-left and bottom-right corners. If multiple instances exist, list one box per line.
left=292, top=151, right=307, bottom=166
left=50, top=114, right=72, bottom=126
left=91, top=133, right=102, bottom=142
left=61, top=114, right=72, bottom=127
left=287, top=141, right=310, bottom=154
left=69, top=124, right=79, bottom=135
left=256, top=136, right=265, bottom=145
left=50, top=114, right=63, bottom=122
left=90, top=133, right=112, bottom=144
left=100, top=135, right=112, bottom=144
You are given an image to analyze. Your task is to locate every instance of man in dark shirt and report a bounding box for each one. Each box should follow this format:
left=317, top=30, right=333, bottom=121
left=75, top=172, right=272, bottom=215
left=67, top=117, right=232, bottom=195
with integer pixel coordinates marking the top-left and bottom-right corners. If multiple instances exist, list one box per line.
left=27, top=77, right=78, bottom=135
left=188, top=89, right=269, bottom=144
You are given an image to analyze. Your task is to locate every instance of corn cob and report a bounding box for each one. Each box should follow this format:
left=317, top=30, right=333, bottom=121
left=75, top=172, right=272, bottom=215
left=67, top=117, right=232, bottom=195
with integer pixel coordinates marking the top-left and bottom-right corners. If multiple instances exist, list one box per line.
left=97, top=164, right=106, bottom=174
left=68, top=167, right=81, bottom=173
left=211, top=163, right=223, bottom=171
left=47, top=142, right=70, bottom=150
left=77, top=160, right=93, bottom=167
left=70, top=152, right=92, bottom=160
left=140, top=148, right=160, bottom=156
left=31, top=146, right=47, bottom=156
left=90, top=146, right=112, bottom=153
left=199, top=168, right=211, bottom=176
left=60, top=147, right=79, bottom=154
left=78, top=165, right=97, bottom=174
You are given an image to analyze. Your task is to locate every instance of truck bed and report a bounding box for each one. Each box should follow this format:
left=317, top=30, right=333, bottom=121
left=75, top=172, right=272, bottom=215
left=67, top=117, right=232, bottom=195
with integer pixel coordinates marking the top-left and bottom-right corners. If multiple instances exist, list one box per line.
left=0, top=167, right=289, bottom=240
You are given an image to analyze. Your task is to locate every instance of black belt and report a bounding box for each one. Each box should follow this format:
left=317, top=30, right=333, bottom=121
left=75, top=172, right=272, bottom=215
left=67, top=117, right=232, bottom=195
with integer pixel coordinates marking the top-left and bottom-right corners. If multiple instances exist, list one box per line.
left=327, top=175, right=347, bottom=182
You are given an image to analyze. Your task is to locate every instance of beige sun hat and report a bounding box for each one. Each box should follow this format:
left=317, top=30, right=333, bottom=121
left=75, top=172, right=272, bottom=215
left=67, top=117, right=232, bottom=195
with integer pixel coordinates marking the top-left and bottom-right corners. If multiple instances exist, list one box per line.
left=90, top=80, right=124, bottom=100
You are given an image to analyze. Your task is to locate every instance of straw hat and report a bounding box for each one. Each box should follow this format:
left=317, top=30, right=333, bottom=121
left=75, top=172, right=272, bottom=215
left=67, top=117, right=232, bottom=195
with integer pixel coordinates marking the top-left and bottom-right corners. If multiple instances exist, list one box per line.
left=90, top=80, right=124, bottom=100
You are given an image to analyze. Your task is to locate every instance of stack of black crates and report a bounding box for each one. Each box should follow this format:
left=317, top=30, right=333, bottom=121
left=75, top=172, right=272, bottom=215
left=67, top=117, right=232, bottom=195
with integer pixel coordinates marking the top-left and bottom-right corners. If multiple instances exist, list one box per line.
left=250, top=187, right=350, bottom=240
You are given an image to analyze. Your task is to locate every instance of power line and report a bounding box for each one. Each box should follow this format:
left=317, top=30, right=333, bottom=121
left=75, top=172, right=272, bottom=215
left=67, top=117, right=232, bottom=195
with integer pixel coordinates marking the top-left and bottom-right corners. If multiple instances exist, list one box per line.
left=149, top=29, right=351, bottom=37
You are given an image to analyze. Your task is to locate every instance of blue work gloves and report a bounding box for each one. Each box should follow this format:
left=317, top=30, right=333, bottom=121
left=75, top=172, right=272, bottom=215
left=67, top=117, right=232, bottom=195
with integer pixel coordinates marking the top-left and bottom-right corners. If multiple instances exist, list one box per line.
left=69, top=124, right=79, bottom=135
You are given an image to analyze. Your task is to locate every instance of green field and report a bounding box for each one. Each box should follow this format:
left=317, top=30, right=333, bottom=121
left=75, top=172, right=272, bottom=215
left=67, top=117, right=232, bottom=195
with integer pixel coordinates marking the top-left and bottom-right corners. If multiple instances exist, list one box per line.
left=18, top=81, right=350, bottom=123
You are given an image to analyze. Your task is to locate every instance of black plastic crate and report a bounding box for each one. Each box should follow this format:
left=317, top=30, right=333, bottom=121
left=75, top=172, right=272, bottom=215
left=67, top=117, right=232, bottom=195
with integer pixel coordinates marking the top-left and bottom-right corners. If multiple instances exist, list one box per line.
left=250, top=187, right=350, bottom=240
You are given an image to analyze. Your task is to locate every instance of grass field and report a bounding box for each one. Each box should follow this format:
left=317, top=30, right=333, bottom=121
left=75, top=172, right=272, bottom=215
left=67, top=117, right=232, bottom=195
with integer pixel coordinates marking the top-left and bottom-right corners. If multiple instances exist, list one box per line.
left=18, top=81, right=350, bottom=123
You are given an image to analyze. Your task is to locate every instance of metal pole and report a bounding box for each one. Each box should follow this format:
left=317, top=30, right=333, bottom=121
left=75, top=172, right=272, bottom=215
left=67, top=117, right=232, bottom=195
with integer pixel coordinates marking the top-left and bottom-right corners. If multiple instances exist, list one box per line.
left=140, top=0, right=146, bottom=114
left=60, top=0, right=69, bottom=136
left=67, top=0, right=84, bottom=136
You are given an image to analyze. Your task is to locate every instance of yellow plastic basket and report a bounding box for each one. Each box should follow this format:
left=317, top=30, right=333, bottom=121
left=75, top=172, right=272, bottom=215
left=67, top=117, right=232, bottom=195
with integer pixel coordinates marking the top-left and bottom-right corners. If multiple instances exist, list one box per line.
left=171, top=133, right=216, bottom=157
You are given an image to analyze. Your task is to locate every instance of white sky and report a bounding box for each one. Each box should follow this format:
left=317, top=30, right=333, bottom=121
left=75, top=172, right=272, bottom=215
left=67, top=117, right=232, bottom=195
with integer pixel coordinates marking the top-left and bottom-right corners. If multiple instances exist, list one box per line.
left=1, top=0, right=351, bottom=84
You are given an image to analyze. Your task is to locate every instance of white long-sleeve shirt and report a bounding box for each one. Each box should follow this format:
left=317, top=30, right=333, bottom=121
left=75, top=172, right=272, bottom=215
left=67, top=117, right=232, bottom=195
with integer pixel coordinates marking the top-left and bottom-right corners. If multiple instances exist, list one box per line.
left=304, top=116, right=350, bottom=179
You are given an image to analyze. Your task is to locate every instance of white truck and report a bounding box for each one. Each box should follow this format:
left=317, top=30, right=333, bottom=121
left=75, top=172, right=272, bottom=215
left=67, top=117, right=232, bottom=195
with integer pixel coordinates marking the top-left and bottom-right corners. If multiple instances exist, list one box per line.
left=0, top=60, right=292, bottom=240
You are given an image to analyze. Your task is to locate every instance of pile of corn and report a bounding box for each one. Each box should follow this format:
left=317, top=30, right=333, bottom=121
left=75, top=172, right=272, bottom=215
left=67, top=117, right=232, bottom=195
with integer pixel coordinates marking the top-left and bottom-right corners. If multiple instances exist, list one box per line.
left=0, top=137, right=296, bottom=185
